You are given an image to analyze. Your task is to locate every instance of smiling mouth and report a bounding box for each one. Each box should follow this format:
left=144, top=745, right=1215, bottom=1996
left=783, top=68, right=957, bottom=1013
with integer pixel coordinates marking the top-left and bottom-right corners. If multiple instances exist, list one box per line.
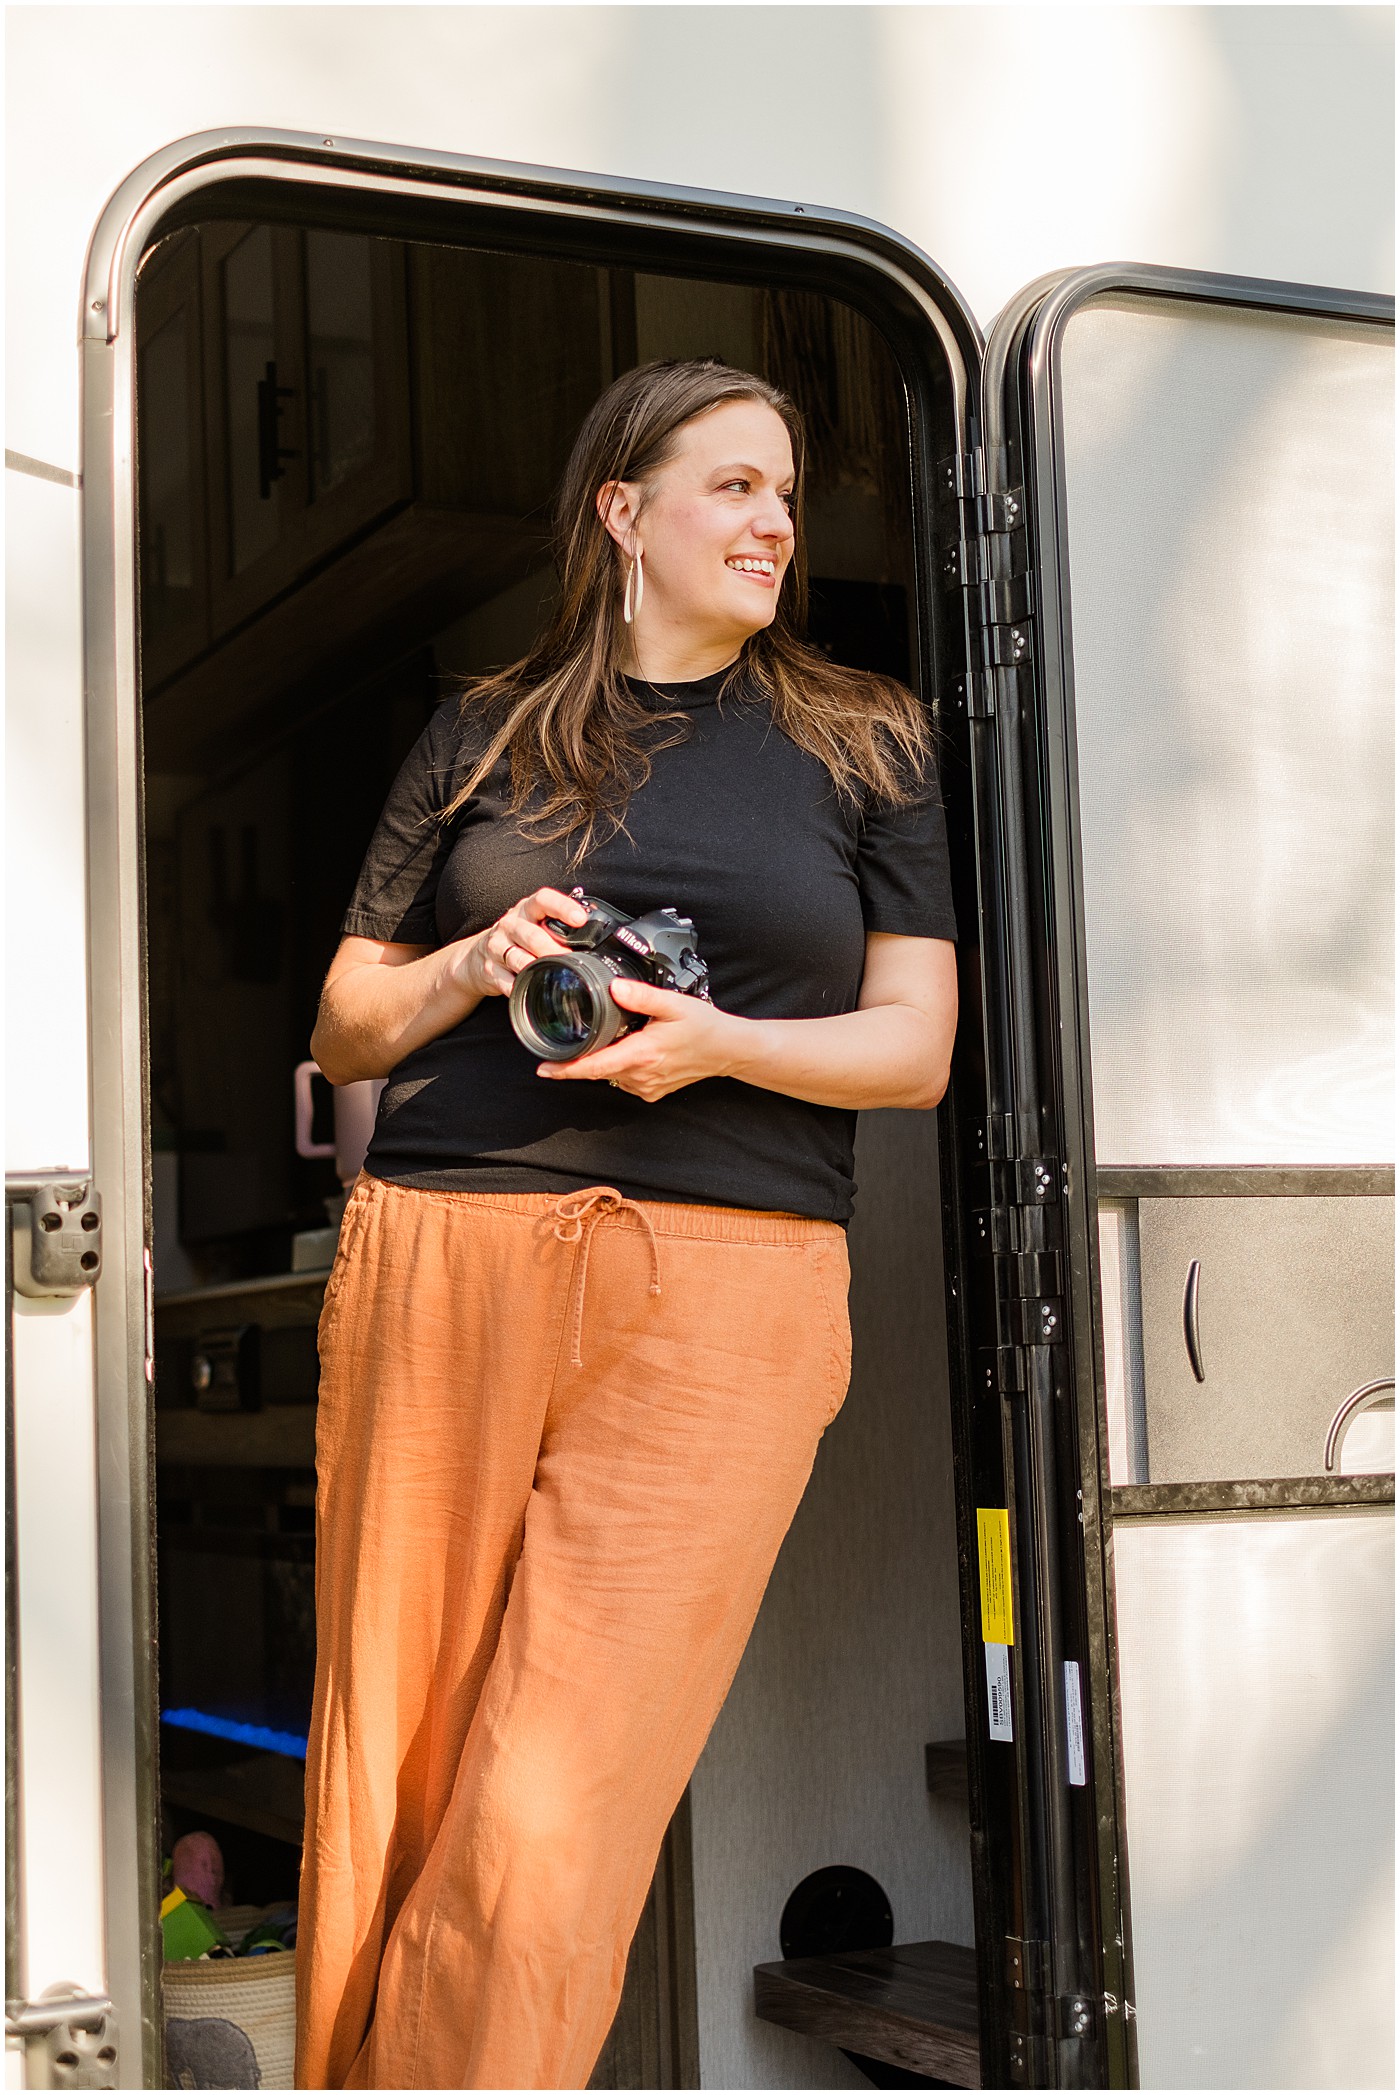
left=726, top=556, right=777, bottom=581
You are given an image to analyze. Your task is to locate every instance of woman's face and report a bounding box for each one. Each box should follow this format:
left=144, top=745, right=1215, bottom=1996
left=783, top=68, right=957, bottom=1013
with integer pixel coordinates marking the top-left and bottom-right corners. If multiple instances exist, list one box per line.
left=609, top=398, right=797, bottom=655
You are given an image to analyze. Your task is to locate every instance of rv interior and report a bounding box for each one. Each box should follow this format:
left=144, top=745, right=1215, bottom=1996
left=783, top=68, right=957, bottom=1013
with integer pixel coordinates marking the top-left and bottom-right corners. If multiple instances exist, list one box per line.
left=137, top=215, right=979, bottom=2089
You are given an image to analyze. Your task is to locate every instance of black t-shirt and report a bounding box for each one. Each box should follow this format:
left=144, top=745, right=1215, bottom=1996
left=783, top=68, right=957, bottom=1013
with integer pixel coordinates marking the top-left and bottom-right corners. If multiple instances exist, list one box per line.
left=340, top=664, right=958, bottom=1223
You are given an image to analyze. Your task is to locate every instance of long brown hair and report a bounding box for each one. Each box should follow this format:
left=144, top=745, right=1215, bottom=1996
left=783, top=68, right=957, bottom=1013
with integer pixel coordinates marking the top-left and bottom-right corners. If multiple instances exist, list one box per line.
left=441, top=357, right=930, bottom=859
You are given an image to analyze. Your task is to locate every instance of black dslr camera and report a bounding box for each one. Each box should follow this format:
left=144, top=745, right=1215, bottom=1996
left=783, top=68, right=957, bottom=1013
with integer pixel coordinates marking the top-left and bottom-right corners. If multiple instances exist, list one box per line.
left=509, top=889, right=710, bottom=1063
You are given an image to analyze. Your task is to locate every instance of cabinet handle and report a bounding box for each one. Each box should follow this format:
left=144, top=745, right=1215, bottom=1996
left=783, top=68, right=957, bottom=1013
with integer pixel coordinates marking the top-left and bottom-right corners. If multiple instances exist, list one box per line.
left=293, top=1059, right=336, bottom=1160
left=1323, top=1378, right=1394, bottom=1473
left=1183, top=1259, right=1205, bottom=1383
left=257, top=358, right=298, bottom=500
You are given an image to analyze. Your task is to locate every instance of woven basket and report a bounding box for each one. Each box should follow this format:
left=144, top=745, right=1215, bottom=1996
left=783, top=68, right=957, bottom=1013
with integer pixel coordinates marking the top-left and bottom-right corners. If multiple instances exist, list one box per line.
left=163, top=1947, right=296, bottom=2089
left=211, top=1902, right=297, bottom=1953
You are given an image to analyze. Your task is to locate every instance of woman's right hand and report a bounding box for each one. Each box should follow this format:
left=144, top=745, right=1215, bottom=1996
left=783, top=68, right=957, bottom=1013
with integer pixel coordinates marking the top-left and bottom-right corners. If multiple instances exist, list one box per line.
left=453, top=887, right=592, bottom=1001
left=311, top=890, right=595, bottom=1084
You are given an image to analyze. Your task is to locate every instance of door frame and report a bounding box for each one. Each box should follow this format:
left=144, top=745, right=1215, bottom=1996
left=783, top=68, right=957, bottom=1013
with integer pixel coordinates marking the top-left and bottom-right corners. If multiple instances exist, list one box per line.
left=81, top=125, right=1072, bottom=2089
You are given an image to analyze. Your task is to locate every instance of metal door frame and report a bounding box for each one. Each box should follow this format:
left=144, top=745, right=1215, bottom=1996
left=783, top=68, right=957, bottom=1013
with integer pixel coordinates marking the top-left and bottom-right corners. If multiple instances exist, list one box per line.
left=973, top=262, right=1396, bottom=2087
left=80, top=128, right=1037, bottom=2089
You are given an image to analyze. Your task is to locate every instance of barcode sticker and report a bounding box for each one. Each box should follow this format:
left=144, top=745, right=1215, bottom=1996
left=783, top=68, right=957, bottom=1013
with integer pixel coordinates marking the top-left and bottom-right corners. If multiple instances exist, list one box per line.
left=1064, top=1658, right=1086, bottom=1786
left=985, top=1641, right=1013, bottom=1742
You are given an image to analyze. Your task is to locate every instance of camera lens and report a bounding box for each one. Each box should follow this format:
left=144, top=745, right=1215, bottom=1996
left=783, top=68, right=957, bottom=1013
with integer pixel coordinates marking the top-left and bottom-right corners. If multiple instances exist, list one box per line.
left=524, top=963, right=597, bottom=1054
left=510, top=953, right=630, bottom=1062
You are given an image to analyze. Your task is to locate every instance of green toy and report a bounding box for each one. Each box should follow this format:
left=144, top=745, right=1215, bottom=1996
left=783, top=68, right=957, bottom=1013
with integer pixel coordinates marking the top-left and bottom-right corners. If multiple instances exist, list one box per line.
left=160, top=1884, right=228, bottom=1962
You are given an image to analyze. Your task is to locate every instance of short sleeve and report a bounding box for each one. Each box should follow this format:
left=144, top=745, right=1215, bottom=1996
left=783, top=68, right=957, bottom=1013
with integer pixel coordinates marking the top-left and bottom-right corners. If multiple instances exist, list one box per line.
left=340, top=704, right=467, bottom=943
left=856, top=752, right=959, bottom=941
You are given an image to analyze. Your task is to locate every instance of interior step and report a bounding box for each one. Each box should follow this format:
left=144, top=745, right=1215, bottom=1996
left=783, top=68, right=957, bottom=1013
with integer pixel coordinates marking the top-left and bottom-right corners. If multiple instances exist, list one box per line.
left=753, top=1939, right=980, bottom=2087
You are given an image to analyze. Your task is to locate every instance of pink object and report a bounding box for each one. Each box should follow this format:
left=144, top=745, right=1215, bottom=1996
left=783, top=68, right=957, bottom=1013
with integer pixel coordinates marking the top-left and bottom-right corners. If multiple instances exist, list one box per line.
left=171, top=1830, right=226, bottom=1909
left=294, top=1061, right=385, bottom=1187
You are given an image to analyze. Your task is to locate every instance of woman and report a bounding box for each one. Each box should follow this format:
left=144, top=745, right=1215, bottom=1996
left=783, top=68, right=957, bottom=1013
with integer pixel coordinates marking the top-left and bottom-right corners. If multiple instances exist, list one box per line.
left=296, top=356, right=958, bottom=2091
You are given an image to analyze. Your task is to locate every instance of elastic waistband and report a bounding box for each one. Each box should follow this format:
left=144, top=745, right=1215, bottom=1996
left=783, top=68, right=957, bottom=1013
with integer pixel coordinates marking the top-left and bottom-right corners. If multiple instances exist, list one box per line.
left=353, top=1172, right=840, bottom=1246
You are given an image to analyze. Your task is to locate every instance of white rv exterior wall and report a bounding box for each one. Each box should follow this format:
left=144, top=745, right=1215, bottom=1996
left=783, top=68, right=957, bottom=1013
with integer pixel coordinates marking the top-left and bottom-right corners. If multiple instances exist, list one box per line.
left=5, top=465, right=89, bottom=1172
left=5, top=4, right=1394, bottom=476
left=3, top=2, right=1393, bottom=1172
left=3, top=8, right=1391, bottom=2088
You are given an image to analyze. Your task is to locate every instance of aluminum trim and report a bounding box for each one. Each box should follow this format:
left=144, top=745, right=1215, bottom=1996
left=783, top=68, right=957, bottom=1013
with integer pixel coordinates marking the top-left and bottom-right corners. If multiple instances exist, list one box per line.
left=92, top=146, right=974, bottom=464
left=81, top=125, right=983, bottom=361
left=5, top=450, right=82, bottom=491
left=80, top=318, right=157, bottom=2085
left=1112, top=1476, right=1394, bottom=1518
left=1096, top=1167, right=1394, bottom=1200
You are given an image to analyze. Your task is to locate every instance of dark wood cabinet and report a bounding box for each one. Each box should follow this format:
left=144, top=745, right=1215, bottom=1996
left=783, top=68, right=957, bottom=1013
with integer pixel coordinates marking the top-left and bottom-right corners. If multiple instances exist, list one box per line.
left=408, top=243, right=606, bottom=519
left=139, top=232, right=612, bottom=769
left=201, top=221, right=412, bottom=637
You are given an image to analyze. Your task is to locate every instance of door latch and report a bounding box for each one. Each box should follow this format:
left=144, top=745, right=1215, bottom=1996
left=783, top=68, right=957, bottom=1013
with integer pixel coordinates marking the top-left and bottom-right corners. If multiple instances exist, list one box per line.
left=6, top=1988, right=117, bottom=2088
left=9, top=1180, right=102, bottom=1298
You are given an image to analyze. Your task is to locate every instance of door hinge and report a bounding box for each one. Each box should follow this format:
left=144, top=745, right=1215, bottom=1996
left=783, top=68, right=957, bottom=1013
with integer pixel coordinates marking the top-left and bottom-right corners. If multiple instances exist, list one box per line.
left=1005, top=1934, right=1049, bottom=1991
left=976, top=1156, right=1058, bottom=1210
left=937, top=452, right=1033, bottom=680
left=1007, top=2027, right=1053, bottom=2084
left=1004, top=1941, right=1095, bottom=2081
left=976, top=1115, right=1015, bottom=1162
left=997, top=1250, right=1063, bottom=1297
left=1007, top=1295, right=1065, bottom=1347
left=1004, top=1935, right=1052, bottom=2086
left=8, top=1177, right=102, bottom=1298
left=935, top=447, right=983, bottom=501
left=973, top=1155, right=1064, bottom=1382
left=977, top=1344, right=1025, bottom=1396
left=971, top=1215, right=1062, bottom=1288
left=6, top=1989, right=118, bottom=2088
left=1059, top=1993, right=1096, bottom=2040
left=951, top=664, right=1028, bottom=721
left=972, top=618, right=1034, bottom=671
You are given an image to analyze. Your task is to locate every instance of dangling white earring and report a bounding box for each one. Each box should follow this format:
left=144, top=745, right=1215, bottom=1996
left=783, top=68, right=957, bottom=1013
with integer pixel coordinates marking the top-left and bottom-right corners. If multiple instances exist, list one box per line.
left=622, top=545, right=644, bottom=626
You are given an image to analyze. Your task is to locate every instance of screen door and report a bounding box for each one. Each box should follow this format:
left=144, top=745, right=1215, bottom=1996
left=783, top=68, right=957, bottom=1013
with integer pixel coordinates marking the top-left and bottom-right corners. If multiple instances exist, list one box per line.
left=1038, top=280, right=1393, bottom=2087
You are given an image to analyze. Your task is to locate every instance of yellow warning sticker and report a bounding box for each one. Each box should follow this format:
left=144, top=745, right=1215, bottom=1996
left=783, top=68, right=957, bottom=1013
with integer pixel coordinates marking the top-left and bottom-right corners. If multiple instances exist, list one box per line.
left=977, top=1507, right=1015, bottom=1646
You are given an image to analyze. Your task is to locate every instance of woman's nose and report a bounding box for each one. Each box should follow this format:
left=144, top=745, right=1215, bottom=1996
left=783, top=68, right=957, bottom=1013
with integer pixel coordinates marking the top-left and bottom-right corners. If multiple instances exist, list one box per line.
left=753, top=493, right=794, bottom=542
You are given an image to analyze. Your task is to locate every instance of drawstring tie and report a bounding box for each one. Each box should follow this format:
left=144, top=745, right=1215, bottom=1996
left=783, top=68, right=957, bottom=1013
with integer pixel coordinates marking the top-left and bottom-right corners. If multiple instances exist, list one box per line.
left=550, top=1188, right=662, bottom=1368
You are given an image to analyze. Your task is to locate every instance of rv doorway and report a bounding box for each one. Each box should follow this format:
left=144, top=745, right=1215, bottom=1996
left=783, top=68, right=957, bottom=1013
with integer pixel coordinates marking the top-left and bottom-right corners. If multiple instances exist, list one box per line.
left=136, top=216, right=977, bottom=2090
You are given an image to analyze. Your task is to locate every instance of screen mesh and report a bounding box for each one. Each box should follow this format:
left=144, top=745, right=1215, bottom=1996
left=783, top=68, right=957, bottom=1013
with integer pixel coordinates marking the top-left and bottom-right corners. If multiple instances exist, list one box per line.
left=1058, top=298, right=1393, bottom=1164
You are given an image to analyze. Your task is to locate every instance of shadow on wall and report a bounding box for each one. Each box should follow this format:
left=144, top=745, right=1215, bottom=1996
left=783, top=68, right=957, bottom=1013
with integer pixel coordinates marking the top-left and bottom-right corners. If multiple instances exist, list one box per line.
left=868, top=5, right=1392, bottom=322
left=688, top=1107, right=972, bottom=2093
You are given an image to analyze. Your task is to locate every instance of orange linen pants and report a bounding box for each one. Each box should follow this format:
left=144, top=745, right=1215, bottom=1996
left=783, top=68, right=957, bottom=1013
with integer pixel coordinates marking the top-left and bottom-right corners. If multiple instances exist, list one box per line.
left=295, top=1172, right=852, bottom=2091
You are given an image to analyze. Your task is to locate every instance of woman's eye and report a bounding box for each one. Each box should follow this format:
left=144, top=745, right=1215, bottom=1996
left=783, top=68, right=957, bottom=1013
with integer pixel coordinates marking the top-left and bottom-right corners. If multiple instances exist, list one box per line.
left=716, top=478, right=795, bottom=518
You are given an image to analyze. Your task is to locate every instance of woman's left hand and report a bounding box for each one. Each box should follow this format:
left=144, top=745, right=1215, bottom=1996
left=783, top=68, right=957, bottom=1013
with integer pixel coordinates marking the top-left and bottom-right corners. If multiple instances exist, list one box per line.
left=535, top=979, right=742, bottom=1101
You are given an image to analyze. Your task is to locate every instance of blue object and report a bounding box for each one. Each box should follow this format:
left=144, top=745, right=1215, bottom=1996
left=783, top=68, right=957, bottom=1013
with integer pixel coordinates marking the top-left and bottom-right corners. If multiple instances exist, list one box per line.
left=161, top=1708, right=308, bottom=1759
